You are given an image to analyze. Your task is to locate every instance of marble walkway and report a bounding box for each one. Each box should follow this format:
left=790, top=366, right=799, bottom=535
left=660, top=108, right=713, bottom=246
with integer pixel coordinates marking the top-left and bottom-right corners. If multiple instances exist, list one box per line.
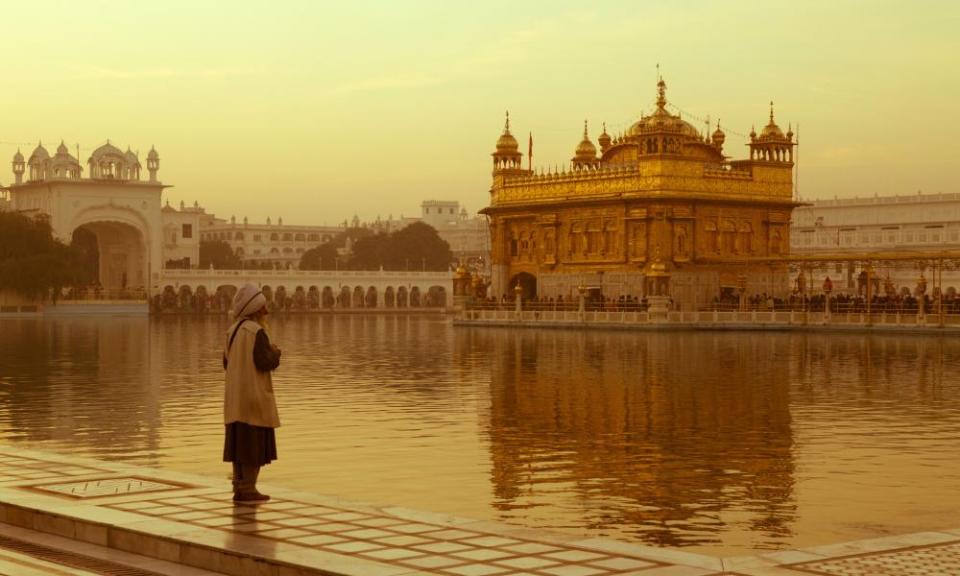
left=0, top=445, right=957, bottom=576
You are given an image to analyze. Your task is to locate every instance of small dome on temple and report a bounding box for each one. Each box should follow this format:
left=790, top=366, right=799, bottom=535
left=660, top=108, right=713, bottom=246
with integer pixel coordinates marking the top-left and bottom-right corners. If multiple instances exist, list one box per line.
left=29, top=142, right=49, bottom=162
left=147, top=146, right=159, bottom=160
left=712, top=122, right=726, bottom=147
left=56, top=141, right=69, bottom=155
left=759, top=102, right=786, bottom=140
left=495, top=112, right=519, bottom=153
left=13, top=149, right=24, bottom=162
left=90, top=141, right=124, bottom=159
left=598, top=122, right=611, bottom=150
left=125, top=147, right=140, bottom=164
left=573, top=120, right=597, bottom=161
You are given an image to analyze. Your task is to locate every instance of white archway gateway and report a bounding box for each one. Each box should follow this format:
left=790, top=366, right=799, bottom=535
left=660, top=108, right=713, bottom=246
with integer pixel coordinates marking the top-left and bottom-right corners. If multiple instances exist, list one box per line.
left=7, top=141, right=166, bottom=298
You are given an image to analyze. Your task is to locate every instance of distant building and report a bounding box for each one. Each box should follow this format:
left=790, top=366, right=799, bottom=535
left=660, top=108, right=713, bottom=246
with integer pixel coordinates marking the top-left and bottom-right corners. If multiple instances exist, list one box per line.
left=791, top=192, right=960, bottom=292
left=6, top=140, right=167, bottom=293
left=419, top=200, right=489, bottom=269
left=200, top=216, right=342, bottom=269
left=161, top=200, right=205, bottom=269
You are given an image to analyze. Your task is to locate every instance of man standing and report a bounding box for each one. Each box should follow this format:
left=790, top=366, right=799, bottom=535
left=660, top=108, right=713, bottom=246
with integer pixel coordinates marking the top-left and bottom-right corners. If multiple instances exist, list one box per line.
left=222, top=284, right=281, bottom=502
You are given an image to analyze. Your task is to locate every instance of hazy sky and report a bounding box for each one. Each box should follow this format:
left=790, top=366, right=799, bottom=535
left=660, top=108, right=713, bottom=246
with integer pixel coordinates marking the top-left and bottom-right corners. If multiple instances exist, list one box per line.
left=1, top=1, right=958, bottom=224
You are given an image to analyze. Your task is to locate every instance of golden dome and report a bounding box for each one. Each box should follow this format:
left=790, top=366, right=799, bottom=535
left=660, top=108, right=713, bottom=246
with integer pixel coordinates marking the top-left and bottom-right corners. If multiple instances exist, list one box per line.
left=758, top=102, right=786, bottom=140
left=627, top=78, right=700, bottom=139
left=495, top=111, right=519, bottom=153
left=598, top=122, right=611, bottom=149
left=711, top=121, right=726, bottom=146
left=573, top=120, right=597, bottom=161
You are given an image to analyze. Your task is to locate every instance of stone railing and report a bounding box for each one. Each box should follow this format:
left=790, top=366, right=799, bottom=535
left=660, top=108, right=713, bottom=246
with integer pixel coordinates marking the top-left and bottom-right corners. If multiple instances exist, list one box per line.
left=161, top=269, right=451, bottom=280
left=455, top=307, right=960, bottom=333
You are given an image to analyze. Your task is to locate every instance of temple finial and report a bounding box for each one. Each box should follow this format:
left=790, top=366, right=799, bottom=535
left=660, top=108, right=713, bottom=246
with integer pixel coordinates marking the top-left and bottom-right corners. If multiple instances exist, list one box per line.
left=769, top=101, right=775, bottom=123
left=583, top=119, right=589, bottom=138
left=505, top=110, right=510, bottom=132
left=656, top=75, right=667, bottom=110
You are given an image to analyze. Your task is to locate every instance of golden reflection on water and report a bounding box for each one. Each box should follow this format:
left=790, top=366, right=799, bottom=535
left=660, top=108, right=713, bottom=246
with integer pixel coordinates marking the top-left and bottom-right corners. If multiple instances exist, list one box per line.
left=0, top=315, right=959, bottom=555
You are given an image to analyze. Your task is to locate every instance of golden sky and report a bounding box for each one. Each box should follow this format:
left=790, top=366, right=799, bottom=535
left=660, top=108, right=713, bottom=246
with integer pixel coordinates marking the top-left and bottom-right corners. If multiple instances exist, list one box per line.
left=1, top=0, right=958, bottom=224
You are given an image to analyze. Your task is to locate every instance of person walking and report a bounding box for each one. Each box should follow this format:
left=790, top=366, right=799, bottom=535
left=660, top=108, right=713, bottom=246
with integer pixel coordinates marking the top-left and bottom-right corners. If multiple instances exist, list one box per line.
left=222, top=284, right=281, bottom=502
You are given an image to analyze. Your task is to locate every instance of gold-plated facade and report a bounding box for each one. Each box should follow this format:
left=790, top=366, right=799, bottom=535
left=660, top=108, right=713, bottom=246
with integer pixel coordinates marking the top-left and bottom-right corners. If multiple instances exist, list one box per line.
left=482, top=78, right=798, bottom=308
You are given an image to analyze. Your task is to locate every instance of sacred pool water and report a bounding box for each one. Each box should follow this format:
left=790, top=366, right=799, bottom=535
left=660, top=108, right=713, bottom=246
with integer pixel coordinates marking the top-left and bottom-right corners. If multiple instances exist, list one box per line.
left=1, top=314, right=958, bottom=555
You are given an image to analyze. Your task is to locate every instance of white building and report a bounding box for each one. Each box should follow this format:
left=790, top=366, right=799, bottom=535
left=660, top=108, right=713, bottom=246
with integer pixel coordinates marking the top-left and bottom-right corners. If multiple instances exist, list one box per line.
left=161, top=200, right=204, bottom=269
left=420, top=200, right=490, bottom=269
left=790, top=192, right=960, bottom=293
left=200, top=216, right=342, bottom=269
left=6, top=141, right=167, bottom=294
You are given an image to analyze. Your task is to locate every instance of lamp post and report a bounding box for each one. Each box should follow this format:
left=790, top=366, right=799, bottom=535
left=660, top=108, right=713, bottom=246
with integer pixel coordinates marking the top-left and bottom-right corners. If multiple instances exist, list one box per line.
left=917, top=271, right=928, bottom=322
left=822, top=276, right=833, bottom=323
left=736, top=273, right=747, bottom=312
left=577, top=284, right=586, bottom=319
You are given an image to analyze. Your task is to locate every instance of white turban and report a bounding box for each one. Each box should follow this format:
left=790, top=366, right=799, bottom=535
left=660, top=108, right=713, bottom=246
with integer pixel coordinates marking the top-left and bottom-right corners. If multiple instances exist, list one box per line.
left=231, top=283, right=266, bottom=319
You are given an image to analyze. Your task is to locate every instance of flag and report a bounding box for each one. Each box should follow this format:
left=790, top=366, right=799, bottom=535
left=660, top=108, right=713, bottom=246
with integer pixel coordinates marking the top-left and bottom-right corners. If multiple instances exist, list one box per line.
left=528, top=132, right=533, bottom=170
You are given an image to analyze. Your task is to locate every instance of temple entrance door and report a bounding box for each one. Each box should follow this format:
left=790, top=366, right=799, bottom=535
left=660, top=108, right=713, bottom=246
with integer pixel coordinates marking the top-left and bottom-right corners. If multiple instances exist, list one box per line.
left=509, top=272, right=537, bottom=300
left=71, top=221, right=146, bottom=298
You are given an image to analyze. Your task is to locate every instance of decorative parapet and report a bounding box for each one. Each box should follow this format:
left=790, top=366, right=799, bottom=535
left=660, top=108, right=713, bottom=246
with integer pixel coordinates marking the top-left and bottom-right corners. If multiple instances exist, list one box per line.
left=703, top=165, right=752, bottom=180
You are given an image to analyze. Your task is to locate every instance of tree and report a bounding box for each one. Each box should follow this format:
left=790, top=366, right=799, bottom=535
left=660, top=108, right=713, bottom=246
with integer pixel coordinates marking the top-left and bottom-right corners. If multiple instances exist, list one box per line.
left=299, top=227, right=372, bottom=270
left=343, top=221, right=452, bottom=271
left=384, top=221, right=453, bottom=271
left=0, top=212, right=83, bottom=300
left=299, top=242, right=340, bottom=270
left=199, top=239, right=240, bottom=269
left=347, top=232, right=390, bottom=270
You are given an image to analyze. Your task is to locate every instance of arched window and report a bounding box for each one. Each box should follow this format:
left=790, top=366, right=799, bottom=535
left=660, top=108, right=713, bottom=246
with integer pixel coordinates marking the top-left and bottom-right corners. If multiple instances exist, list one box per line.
left=283, top=233, right=292, bottom=241
left=270, top=233, right=279, bottom=241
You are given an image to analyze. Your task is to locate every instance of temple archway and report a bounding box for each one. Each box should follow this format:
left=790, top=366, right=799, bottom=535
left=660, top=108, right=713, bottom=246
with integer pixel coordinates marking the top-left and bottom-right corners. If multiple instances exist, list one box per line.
left=70, top=220, right=147, bottom=296
left=322, top=286, right=335, bottom=308
left=427, top=285, right=447, bottom=308
left=509, top=272, right=537, bottom=300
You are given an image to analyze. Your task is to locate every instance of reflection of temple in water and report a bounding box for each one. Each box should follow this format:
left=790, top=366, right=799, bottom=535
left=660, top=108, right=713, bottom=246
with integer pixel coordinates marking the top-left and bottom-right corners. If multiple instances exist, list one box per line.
left=465, top=329, right=796, bottom=548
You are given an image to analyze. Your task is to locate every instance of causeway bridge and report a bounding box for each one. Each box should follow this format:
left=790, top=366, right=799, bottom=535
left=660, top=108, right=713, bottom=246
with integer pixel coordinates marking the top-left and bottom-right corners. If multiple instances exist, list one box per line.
left=157, top=269, right=454, bottom=309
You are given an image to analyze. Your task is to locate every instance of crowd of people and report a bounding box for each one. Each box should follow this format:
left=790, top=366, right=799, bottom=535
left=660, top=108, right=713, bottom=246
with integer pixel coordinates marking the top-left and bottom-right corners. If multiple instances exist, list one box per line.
left=468, top=290, right=960, bottom=316
left=712, top=291, right=960, bottom=314
left=470, top=294, right=665, bottom=312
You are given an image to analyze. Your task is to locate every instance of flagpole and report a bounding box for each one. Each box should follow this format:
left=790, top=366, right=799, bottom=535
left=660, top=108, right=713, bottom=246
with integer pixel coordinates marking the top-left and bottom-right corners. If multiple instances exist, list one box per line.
left=528, top=132, right=532, bottom=171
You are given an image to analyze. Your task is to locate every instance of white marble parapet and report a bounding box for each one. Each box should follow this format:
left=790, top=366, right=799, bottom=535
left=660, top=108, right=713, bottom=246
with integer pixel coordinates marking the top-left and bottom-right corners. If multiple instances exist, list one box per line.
left=454, top=308, right=960, bottom=334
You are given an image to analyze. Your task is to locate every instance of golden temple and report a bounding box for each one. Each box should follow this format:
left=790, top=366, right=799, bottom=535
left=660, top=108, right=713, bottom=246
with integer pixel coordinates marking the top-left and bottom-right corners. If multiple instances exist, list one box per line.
left=481, top=77, right=798, bottom=309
